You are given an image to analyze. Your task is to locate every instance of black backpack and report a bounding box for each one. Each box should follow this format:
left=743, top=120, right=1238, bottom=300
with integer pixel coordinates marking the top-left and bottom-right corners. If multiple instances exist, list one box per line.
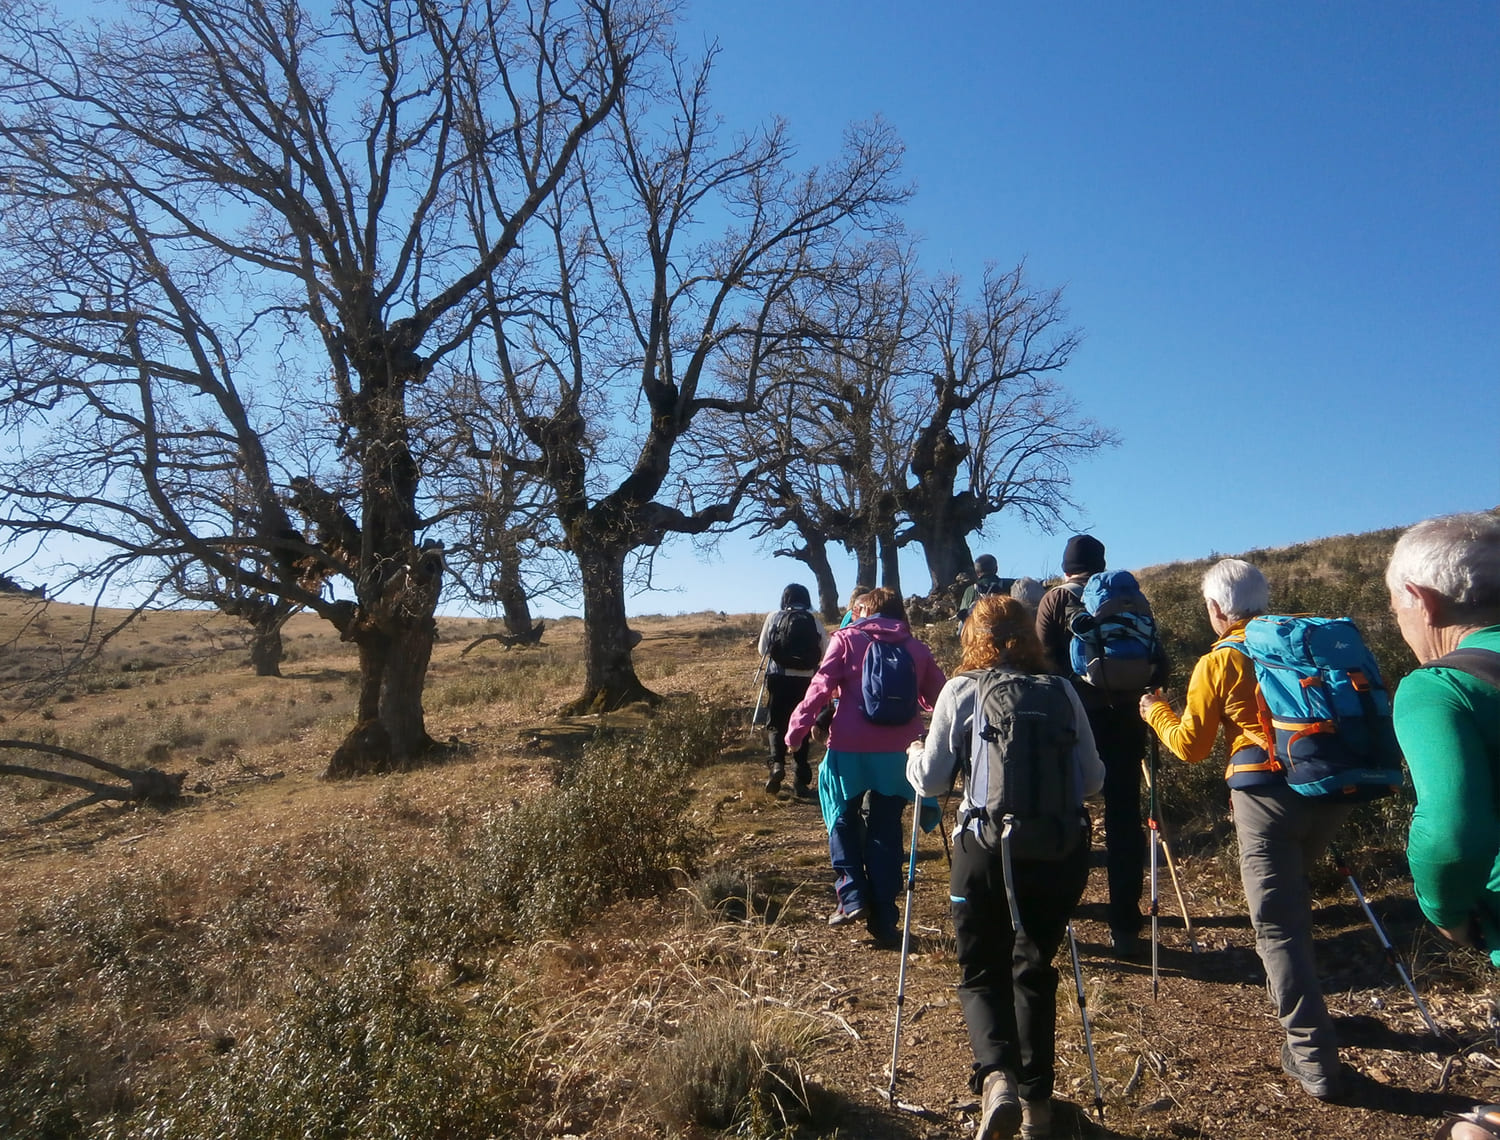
left=973, top=574, right=1015, bottom=599
left=959, top=669, right=1085, bottom=934
left=960, top=669, right=1084, bottom=861
left=767, top=608, right=822, bottom=670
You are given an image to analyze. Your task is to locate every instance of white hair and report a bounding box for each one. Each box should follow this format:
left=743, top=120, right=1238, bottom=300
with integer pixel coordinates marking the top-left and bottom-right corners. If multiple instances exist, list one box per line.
left=1201, top=558, right=1269, bottom=621
left=1385, top=511, right=1500, bottom=619
left=1009, top=576, right=1046, bottom=611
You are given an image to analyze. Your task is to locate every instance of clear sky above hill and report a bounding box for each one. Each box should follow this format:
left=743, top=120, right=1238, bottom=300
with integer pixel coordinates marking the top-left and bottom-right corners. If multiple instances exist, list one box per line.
left=613, top=0, right=1499, bottom=617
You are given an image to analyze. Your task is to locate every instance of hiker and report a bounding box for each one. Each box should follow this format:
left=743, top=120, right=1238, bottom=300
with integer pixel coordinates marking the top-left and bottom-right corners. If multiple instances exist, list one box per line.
left=839, top=584, right=873, bottom=629
left=1384, top=512, right=1500, bottom=967
left=1036, top=534, right=1167, bottom=958
left=1139, top=559, right=1351, bottom=1100
left=1010, top=577, right=1046, bottom=613
left=908, top=594, right=1103, bottom=1140
left=757, top=583, right=830, bottom=797
left=786, top=586, right=946, bottom=947
left=959, top=554, right=1013, bottom=623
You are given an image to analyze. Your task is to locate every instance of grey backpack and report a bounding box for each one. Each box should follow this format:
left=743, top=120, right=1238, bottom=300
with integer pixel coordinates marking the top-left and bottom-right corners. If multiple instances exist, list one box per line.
left=960, top=669, right=1086, bottom=932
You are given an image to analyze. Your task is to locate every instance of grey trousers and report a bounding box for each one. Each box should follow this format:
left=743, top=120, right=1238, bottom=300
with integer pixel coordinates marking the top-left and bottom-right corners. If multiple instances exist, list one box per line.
left=1231, top=782, right=1353, bottom=1074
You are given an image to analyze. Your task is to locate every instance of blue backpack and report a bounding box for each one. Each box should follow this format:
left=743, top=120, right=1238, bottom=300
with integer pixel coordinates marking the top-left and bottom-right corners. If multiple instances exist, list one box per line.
left=859, top=633, right=920, bottom=726
left=1218, top=615, right=1402, bottom=801
left=1066, top=571, right=1160, bottom=694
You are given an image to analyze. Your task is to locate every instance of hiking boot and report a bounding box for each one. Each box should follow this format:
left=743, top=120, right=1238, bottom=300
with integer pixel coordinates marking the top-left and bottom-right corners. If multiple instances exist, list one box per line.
left=793, top=782, right=814, bottom=800
left=978, top=1070, right=1021, bottom=1140
left=1020, top=1097, right=1053, bottom=1139
left=1280, top=1041, right=1343, bottom=1101
left=1109, top=929, right=1140, bottom=960
left=764, top=763, right=785, bottom=794
left=828, top=904, right=867, bottom=927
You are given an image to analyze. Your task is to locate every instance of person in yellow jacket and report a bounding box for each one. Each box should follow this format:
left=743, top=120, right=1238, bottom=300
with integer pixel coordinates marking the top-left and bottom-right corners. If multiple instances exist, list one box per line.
left=1138, top=558, right=1352, bottom=1102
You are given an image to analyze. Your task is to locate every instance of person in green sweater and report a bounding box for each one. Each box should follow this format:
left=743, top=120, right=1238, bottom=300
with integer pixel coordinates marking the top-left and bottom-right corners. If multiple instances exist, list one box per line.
left=1385, top=511, right=1500, bottom=969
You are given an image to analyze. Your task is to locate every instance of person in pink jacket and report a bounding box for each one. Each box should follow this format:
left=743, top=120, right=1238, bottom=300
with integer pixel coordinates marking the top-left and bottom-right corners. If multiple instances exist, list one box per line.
left=787, top=587, right=947, bottom=946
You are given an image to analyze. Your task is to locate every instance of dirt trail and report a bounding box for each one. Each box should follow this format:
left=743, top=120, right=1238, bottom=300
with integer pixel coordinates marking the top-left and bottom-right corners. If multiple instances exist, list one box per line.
left=685, top=730, right=1497, bottom=1140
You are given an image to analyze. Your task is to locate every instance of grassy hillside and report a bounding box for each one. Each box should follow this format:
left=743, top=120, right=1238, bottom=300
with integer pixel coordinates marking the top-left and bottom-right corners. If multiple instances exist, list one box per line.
left=0, top=522, right=1495, bottom=1140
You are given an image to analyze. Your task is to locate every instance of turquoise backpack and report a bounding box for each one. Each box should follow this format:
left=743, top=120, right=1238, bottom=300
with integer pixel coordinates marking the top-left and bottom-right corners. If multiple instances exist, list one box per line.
left=1218, top=614, right=1402, bottom=801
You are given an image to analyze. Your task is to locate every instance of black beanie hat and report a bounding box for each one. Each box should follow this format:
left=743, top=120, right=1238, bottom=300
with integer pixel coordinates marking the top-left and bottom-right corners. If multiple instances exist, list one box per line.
left=1062, top=534, right=1106, bottom=575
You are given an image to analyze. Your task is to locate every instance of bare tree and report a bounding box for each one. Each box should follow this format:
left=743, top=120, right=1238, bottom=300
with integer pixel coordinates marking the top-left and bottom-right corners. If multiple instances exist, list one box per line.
left=735, top=239, right=921, bottom=618
left=427, top=369, right=566, bottom=641
left=900, top=264, right=1115, bottom=591
left=0, top=0, right=654, bottom=771
left=467, top=47, right=905, bottom=710
left=733, top=254, right=1112, bottom=606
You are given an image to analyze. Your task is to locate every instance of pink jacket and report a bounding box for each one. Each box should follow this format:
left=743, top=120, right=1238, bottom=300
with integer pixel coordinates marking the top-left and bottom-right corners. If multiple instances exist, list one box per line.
left=786, top=616, right=947, bottom=753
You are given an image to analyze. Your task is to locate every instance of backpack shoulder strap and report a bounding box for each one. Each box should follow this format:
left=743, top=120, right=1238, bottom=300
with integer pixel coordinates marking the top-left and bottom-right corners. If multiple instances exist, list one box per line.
left=1421, top=646, right=1500, bottom=690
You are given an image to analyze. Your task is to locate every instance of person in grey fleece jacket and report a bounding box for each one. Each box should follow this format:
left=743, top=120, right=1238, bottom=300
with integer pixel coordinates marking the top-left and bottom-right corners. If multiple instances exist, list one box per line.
left=907, top=594, right=1103, bottom=1140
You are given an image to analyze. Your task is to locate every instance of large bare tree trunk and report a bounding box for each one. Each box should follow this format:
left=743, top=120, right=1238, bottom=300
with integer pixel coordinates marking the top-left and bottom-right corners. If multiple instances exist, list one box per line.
left=878, top=531, right=902, bottom=596
left=491, top=536, right=539, bottom=640
left=248, top=606, right=290, bottom=678
left=853, top=536, right=878, bottom=593
left=803, top=541, right=842, bottom=625
left=905, top=428, right=983, bottom=591
left=326, top=547, right=444, bottom=777
left=567, top=541, right=656, bottom=714
left=777, top=534, right=842, bottom=623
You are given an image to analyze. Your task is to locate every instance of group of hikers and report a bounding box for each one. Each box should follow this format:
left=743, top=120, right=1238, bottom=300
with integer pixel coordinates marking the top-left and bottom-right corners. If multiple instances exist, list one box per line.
left=751, top=512, right=1500, bottom=1140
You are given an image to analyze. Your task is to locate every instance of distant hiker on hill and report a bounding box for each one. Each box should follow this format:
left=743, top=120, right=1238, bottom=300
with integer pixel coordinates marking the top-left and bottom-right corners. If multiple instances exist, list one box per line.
left=787, top=587, right=946, bottom=947
left=757, top=583, right=830, bottom=797
left=908, top=594, right=1103, bottom=1140
left=1139, top=559, right=1352, bottom=1101
left=1036, top=534, right=1167, bottom=959
left=958, top=554, right=1014, bottom=623
left=1385, top=513, right=1500, bottom=969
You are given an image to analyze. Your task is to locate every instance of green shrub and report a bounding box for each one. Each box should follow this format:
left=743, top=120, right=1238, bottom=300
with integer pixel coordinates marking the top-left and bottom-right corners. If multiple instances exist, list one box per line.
left=44, top=870, right=195, bottom=1011
left=470, top=715, right=709, bottom=942
left=694, top=866, right=757, bottom=922
left=124, top=941, right=528, bottom=1140
left=0, top=1000, right=85, bottom=1140
left=646, top=1000, right=831, bottom=1136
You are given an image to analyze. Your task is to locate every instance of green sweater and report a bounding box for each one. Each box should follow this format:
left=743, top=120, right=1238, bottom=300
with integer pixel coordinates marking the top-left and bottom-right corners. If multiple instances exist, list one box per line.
left=1393, top=625, right=1500, bottom=967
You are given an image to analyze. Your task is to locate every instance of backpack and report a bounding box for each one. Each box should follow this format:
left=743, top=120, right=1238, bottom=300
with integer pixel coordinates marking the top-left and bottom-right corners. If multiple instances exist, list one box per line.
left=859, top=633, right=920, bottom=725
left=1066, top=571, right=1160, bottom=694
left=767, top=608, right=822, bottom=670
left=960, top=669, right=1085, bottom=862
left=1219, top=614, right=1402, bottom=801
left=974, top=574, right=1017, bottom=599
left=1421, top=646, right=1500, bottom=690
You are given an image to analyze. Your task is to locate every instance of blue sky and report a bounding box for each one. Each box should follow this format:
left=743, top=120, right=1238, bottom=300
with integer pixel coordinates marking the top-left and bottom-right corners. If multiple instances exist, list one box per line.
left=616, top=0, right=1499, bottom=616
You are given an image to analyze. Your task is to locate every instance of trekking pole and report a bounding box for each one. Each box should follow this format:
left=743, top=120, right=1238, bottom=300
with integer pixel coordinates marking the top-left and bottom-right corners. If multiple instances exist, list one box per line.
left=886, top=793, right=924, bottom=1105
left=1139, top=757, right=1201, bottom=953
left=1330, top=845, right=1446, bottom=1039
left=1148, top=737, right=1161, bottom=999
left=1068, top=922, right=1106, bottom=1123
left=750, top=654, right=768, bottom=727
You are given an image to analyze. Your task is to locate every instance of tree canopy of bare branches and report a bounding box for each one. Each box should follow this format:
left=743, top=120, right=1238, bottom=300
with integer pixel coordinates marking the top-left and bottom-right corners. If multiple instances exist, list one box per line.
left=457, top=45, right=907, bottom=710
left=735, top=246, right=1114, bottom=609
left=0, top=0, right=657, bottom=770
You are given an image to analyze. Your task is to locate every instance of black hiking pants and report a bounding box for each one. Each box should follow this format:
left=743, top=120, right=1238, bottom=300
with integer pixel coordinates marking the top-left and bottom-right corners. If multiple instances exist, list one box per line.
left=950, top=827, right=1090, bottom=1101
left=1088, top=700, right=1147, bottom=937
left=766, top=672, right=813, bottom=785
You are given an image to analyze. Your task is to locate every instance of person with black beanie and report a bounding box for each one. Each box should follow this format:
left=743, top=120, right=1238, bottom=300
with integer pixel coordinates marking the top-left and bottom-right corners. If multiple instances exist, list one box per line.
left=1035, top=534, right=1166, bottom=958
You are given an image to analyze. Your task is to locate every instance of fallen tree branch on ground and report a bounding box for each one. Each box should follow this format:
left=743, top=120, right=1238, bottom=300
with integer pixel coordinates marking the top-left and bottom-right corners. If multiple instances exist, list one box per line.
left=0, top=739, right=185, bottom=824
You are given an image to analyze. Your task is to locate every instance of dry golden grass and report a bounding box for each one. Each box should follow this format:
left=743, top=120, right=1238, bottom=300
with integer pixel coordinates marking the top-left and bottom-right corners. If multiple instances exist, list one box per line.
left=0, top=592, right=1495, bottom=1139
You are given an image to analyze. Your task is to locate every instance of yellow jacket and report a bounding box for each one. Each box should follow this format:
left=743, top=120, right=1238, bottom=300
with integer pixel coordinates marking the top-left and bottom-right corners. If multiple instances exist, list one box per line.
left=1144, top=622, right=1276, bottom=783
